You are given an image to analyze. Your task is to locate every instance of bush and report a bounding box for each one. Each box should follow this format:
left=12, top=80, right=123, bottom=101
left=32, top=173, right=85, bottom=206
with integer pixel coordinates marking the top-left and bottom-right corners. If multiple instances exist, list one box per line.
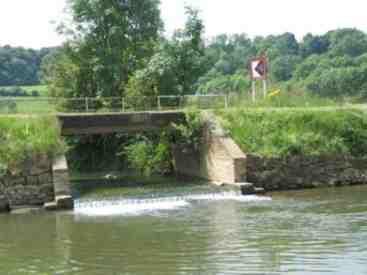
left=124, top=134, right=172, bottom=177
left=123, top=110, right=204, bottom=177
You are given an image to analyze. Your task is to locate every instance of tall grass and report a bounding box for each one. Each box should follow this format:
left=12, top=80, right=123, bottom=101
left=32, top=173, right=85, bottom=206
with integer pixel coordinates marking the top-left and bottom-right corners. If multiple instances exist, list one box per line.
left=0, top=116, right=64, bottom=171
left=217, top=109, right=367, bottom=158
left=227, top=90, right=339, bottom=108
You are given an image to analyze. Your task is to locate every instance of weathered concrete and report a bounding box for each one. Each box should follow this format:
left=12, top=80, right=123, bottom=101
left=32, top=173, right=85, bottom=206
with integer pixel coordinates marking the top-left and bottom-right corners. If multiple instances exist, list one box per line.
left=58, top=111, right=185, bottom=136
left=50, top=156, right=74, bottom=210
left=173, top=112, right=247, bottom=185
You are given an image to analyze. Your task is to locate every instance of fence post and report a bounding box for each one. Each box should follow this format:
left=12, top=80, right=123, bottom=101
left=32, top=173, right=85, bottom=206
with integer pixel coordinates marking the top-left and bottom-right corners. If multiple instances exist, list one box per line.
left=225, top=94, right=229, bottom=109
left=179, top=96, right=184, bottom=109
left=122, top=97, right=125, bottom=112
left=85, top=97, right=89, bottom=112
left=157, top=96, right=161, bottom=111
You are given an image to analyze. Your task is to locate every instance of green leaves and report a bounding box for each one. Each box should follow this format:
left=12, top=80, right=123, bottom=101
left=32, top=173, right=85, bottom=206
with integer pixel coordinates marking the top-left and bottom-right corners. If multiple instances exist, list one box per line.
left=47, top=0, right=162, bottom=99
left=219, top=109, right=367, bottom=158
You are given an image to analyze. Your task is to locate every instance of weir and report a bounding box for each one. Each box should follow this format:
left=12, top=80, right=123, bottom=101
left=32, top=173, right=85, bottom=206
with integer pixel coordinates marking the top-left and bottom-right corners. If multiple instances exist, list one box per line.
left=42, top=110, right=252, bottom=211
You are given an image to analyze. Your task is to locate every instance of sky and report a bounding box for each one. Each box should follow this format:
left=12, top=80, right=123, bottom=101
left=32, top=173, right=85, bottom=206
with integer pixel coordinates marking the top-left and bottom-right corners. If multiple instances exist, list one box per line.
left=0, top=0, right=366, bottom=49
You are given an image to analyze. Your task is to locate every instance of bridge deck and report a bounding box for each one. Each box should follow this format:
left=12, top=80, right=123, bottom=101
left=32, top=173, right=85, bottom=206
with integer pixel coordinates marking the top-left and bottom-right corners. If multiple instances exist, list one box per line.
left=57, top=111, right=186, bottom=135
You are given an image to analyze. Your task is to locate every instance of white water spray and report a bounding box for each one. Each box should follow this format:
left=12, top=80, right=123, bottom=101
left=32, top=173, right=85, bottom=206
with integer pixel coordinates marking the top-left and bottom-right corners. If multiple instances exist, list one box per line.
left=74, top=191, right=271, bottom=217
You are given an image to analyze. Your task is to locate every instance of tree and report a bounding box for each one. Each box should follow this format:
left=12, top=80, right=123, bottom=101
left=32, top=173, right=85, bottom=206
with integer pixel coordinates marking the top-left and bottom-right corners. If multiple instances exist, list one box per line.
left=0, top=46, right=55, bottom=86
left=300, top=33, right=329, bottom=57
left=127, top=7, right=208, bottom=97
left=271, top=55, right=302, bottom=81
left=47, top=0, right=163, bottom=98
left=326, top=28, right=367, bottom=57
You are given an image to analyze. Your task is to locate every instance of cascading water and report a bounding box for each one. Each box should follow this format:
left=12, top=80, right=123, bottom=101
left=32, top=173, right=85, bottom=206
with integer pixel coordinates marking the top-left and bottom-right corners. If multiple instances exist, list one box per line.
left=74, top=190, right=272, bottom=217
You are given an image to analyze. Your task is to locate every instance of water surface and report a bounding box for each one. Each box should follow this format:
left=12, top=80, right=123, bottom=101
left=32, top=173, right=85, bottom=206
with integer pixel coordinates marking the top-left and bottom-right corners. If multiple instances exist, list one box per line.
left=1, top=182, right=367, bottom=275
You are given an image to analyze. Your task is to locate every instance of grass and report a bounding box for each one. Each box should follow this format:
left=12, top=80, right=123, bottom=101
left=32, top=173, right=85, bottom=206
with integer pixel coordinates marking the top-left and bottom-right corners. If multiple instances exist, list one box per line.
left=0, top=98, right=56, bottom=114
left=217, top=108, right=367, bottom=158
left=0, top=116, right=65, bottom=173
left=227, top=90, right=341, bottom=108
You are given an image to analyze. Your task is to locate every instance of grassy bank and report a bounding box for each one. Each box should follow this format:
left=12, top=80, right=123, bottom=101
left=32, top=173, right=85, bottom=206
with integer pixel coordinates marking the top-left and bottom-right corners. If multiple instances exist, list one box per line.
left=217, top=109, right=367, bottom=158
left=0, top=116, right=64, bottom=173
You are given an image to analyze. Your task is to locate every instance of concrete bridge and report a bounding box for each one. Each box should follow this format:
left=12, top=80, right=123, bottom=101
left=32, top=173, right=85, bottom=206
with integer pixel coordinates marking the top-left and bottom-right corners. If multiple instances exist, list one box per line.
left=47, top=110, right=248, bottom=211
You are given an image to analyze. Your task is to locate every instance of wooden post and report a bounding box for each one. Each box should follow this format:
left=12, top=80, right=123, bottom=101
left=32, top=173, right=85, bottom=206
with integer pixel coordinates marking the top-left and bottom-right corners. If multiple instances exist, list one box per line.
left=121, top=97, right=125, bottom=112
left=263, top=80, right=267, bottom=99
left=252, top=81, right=256, bottom=103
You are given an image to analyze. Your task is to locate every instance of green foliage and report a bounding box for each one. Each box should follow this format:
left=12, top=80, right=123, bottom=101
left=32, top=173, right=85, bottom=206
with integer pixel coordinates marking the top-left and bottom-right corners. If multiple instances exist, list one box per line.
left=199, top=28, right=367, bottom=99
left=0, top=46, right=57, bottom=86
left=0, top=116, right=64, bottom=171
left=66, top=134, right=132, bottom=172
left=171, top=109, right=203, bottom=150
left=271, top=55, right=302, bottom=81
left=218, top=109, right=367, bottom=158
left=197, top=72, right=251, bottom=94
left=0, top=86, right=45, bottom=97
left=45, top=0, right=162, bottom=99
left=124, top=135, right=171, bottom=177
left=127, top=7, right=208, bottom=97
left=123, top=109, right=204, bottom=177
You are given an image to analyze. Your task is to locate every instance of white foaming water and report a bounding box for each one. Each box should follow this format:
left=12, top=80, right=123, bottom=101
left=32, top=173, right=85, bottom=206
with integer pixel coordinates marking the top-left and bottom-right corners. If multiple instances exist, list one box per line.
left=74, top=191, right=271, bottom=217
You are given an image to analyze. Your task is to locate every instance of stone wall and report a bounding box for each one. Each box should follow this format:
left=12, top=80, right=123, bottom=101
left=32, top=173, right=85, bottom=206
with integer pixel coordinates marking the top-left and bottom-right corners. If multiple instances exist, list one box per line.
left=0, top=155, right=54, bottom=210
left=247, top=154, right=367, bottom=191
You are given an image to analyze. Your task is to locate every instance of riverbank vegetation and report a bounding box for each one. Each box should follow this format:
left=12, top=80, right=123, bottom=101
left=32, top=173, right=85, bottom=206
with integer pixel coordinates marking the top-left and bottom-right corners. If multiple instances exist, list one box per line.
left=218, top=109, right=367, bottom=158
left=0, top=116, right=64, bottom=174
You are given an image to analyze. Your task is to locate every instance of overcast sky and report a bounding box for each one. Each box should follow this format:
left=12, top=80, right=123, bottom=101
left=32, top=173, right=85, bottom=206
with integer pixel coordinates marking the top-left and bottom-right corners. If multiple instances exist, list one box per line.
left=0, top=0, right=366, bottom=49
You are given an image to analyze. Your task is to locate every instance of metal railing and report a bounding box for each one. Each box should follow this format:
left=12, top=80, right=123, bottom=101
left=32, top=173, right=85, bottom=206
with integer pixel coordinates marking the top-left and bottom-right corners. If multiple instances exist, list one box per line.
left=0, top=94, right=232, bottom=114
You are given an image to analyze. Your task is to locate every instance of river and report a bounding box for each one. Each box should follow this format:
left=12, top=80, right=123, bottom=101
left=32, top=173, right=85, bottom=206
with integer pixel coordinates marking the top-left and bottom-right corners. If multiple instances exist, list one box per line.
left=1, top=181, right=367, bottom=275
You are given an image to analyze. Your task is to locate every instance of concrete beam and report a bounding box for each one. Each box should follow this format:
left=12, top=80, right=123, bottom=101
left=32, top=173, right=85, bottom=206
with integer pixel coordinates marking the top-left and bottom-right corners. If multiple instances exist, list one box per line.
left=58, top=111, right=185, bottom=136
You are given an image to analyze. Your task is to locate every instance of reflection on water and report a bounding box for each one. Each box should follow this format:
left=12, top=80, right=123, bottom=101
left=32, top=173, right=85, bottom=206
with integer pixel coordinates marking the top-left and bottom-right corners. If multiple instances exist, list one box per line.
left=1, top=183, right=367, bottom=275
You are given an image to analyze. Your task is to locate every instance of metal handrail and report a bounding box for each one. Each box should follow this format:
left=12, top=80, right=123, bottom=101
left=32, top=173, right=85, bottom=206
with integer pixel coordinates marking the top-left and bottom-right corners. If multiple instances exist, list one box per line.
left=0, top=94, right=231, bottom=114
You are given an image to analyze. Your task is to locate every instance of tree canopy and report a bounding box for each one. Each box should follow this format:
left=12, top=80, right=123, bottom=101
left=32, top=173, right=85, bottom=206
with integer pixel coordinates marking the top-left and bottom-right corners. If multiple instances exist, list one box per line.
left=0, top=46, right=55, bottom=86
left=44, top=0, right=163, bottom=98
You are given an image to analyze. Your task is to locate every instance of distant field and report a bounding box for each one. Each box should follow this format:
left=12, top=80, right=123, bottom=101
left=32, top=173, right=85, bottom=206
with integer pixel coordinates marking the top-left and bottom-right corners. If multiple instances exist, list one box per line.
left=0, top=85, right=49, bottom=97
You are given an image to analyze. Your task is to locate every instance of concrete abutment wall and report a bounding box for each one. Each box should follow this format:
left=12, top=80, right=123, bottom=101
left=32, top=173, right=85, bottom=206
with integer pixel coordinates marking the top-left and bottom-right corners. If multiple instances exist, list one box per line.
left=173, top=112, right=247, bottom=186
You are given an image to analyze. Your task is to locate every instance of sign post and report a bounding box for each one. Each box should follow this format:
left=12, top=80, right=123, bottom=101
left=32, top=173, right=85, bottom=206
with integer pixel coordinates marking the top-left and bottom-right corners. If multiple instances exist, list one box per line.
left=250, top=56, right=268, bottom=102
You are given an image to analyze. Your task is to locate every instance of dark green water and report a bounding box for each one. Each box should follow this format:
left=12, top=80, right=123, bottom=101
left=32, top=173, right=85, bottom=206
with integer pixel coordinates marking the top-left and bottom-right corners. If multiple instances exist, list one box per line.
left=1, top=182, right=367, bottom=275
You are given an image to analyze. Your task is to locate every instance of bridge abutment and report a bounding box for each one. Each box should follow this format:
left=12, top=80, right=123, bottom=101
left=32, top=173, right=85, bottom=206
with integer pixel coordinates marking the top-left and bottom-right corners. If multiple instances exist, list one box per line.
left=172, top=112, right=248, bottom=186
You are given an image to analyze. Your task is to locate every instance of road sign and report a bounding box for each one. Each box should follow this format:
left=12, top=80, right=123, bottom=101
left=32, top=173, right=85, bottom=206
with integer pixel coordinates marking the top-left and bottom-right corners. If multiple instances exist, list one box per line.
left=250, top=57, right=268, bottom=80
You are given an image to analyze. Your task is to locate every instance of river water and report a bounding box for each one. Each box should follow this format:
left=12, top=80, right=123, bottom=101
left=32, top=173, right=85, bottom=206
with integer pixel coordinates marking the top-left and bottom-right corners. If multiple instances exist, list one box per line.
left=1, top=182, right=367, bottom=275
